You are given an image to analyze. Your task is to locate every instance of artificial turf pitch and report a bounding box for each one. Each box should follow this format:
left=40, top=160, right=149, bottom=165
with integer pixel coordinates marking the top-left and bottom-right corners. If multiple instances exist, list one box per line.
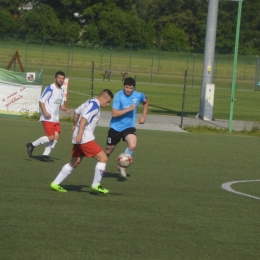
left=1, top=119, right=260, bottom=260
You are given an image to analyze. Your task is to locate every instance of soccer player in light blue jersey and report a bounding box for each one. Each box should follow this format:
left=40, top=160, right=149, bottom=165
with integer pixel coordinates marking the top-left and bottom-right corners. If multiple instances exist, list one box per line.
left=26, top=71, right=70, bottom=162
left=105, top=77, right=149, bottom=178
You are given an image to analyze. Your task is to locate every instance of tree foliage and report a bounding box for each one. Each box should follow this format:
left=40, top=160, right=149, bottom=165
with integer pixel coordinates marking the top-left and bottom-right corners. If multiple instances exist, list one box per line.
left=0, top=0, right=259, bottom=53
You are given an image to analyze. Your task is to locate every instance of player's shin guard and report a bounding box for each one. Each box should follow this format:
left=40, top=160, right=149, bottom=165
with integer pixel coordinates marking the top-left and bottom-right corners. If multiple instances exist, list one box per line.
left=53, top=163, right=73, bottom=184
left=43, top=141, right=55, bottom=156
left=32, top=136, right=49, bottom=147
left=92, top=162, right=106, bottom=187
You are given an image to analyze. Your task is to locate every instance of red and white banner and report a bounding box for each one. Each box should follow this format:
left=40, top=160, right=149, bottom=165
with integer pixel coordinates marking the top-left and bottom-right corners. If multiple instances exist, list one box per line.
left=0, top=82, right=42, bottom=116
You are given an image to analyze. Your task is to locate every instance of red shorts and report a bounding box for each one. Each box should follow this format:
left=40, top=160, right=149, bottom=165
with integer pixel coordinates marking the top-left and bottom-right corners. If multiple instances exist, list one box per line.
left=72, top=140, right=103, bottom=158
left=42, top=121, right=61, bottom=136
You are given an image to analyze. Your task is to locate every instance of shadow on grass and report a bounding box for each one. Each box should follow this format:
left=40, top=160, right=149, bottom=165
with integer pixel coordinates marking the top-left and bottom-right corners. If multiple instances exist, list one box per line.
left=62, top=184, right=89, bottom=192
left=103, top=171, right=129, bottom=182
left=24, top=155, right=60, bottom=162
left=61, top=184, right=123, bottom=196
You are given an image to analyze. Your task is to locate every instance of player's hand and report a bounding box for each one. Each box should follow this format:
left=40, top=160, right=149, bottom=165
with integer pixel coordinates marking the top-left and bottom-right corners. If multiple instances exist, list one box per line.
left=70, top=125, right=76, bottom=133
left=66, top=109, right=71, bottom=115
left=44, top=112, right=51, bottom=118
left=74, top=135, right=82, bottom=143
left=128, top=104, right=135, bottom=111
left=138, top=117, right=146, bottom=124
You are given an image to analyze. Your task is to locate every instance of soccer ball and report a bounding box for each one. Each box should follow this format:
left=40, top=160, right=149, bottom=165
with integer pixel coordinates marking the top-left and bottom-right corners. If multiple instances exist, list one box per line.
left=117, top=153, right=132, bottom=168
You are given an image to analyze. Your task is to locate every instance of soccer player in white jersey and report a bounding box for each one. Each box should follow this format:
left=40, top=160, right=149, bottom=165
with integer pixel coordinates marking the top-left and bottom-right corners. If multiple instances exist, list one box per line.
left=50, top=89, right=113, bottom=194
left=105, top=77, right=149, bottom=178
left=26, top=71, right=70, bottom=162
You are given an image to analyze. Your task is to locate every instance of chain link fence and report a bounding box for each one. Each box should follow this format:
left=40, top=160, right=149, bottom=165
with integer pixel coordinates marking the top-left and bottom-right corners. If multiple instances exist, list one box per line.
left=1, top=34, right=260, bottom=131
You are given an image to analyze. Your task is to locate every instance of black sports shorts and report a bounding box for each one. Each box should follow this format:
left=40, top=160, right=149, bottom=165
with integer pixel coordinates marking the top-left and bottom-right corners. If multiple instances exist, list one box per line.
left=106, top=127, right=136, bottom=146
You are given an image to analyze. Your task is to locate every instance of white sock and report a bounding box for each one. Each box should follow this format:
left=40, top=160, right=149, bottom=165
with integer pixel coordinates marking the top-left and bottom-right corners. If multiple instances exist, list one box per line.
left=43, top=141, right=54, bottom=156
left=50, top=140, right=58, bottom=149
left=32, top=136, right=49, bottom=147
left=125, top=148, right=134, bottom=156
left=92, top=162, right=106, bottom=187
left=53, top=163, right=73, bottom=184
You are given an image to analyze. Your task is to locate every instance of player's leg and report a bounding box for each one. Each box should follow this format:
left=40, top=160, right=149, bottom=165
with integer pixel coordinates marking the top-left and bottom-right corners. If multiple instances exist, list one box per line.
left=104, top=128, right=121, bottom=157
left=26, top=122, right=52, bottom=157
left=50, top=145, right=84, bottom=192
left=42, top=123, right=61, bottom=161
left=80, top=140, right=109, bottom=194
left=124, top=134, right=137, bottom=156
left=117, top=128, right=137, bottom=178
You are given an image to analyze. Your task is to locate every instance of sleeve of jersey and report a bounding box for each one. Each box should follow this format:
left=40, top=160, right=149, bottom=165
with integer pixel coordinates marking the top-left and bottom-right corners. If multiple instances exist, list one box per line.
left=39, top=86, right=52, bottom=103
left=75, top=103, right=85, bottom=115
left=82, top=101, right=99, bottom=122
left=141, top=93, right=147, bottom=103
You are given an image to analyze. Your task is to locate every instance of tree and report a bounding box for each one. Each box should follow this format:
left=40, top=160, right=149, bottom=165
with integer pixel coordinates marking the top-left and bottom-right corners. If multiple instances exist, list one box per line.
left=81, top=3, right=154, bottom=47
left=17, top=4, right=80, bottom=41
left=0, top=9, right=17, bottom=34
left=160, top=22, right=189, bottom=51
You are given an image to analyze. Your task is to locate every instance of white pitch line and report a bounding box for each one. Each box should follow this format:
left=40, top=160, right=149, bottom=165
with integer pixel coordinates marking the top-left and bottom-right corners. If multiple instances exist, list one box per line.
left=68, top=90, right=90, bottom=96
left=221, top=180, right=260, bottom=200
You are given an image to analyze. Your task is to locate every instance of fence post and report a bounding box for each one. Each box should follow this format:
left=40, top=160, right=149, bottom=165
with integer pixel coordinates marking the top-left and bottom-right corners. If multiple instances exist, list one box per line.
left=25, top=40, right=28, bottom=72
left=109, top=47, right=112, bottom=72
left=129, top=43, right=132, bottom=72
left=243, top=51, right=247, bottom=80
left=180, top=70, right=188, bottom=128
left=150, top=50, right=154, bottom=83
left=12, top=34, right=16, bottom=56
left=91, top=61, right=94, bottom=98
left=100, top=42, right=103, bottom=70
left=254, top=56, right=260, bottom=91
left=71, top=40, right=74, bottom=67
left=158, top=43, right=161, bottom=74
left=192, top=54, right=196, bottom=87
left=42, top=36, right=45, bottom=66
left=67, top=43, right=71, bottom=77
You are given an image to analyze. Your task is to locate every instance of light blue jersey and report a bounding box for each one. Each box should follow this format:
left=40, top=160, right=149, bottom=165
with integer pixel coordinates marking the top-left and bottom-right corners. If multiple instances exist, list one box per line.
left=110, top=90, right=147, bottom=132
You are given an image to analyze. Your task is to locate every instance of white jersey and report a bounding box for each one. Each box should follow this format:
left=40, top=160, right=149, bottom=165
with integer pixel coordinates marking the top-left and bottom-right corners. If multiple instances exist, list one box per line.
left=72, top=98, right=100, bottom=144
left=39, top=83, right=65, bottom=122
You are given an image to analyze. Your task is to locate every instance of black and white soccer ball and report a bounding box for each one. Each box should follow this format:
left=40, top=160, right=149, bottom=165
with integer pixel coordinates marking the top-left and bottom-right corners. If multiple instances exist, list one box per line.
left=117, top=153, right=132, bottom=168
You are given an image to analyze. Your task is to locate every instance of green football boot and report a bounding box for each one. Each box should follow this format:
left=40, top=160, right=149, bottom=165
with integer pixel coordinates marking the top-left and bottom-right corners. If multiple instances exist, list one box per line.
left=50, top=182, right=67, bottom=192
left=91, top=185, right=109, bottom=194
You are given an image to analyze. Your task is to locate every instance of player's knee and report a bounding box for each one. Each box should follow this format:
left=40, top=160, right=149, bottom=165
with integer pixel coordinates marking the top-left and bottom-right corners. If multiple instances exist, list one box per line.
left=99, top=154, right=108, bottom=163
left=105, top=149, right=113, bottom=157
left=102, top=156, right=108, bottom=163
left=70, top=162, right=80, bottom=168
left=48, top=135, right=55, bottom=141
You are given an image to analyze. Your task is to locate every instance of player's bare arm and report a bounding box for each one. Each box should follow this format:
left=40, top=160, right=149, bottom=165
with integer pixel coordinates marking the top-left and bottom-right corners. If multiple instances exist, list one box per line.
left=60, top=104, right=71, bottom=115
left=138, top=98, right=149, bottom=124
left=39, top=101, right=51, bottom=118
left=112, top=104, right=135, bottom=117
left=74, top=117, right=87, bottom=143
left=71, top=111, right=80, bottom=133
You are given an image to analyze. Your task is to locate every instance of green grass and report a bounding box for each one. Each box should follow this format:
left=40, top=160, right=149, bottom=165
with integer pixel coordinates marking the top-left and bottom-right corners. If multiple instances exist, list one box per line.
left=183, top=124, right=260, bottom=136
left=1, top=119, right=260, bottom=259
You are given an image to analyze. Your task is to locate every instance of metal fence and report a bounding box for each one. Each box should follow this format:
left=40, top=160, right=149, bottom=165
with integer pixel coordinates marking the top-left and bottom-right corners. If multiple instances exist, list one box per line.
left=1, top=34, right=260, bottom=131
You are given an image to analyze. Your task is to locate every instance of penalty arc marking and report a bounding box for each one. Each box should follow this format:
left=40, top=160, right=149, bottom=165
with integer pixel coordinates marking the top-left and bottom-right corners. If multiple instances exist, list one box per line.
left=221, top=180, right=260, bottom=201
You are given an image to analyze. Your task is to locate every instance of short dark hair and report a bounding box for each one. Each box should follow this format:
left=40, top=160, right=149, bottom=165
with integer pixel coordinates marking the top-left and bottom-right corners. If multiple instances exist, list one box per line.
left=55, top=70, right=65, bottom=78
left=99, top=89, right=114, bottom=99
left=123, top=77, right=135, bottom=87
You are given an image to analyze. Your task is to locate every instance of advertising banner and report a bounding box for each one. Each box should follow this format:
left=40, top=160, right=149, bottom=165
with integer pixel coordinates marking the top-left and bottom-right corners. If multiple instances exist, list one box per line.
left=0, top=68, right=42, bottom=116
